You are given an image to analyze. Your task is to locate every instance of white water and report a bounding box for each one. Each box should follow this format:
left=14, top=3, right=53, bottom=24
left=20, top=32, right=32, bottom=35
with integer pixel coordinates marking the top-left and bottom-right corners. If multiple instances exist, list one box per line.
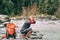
left=1, top=19, right=60, bottom=40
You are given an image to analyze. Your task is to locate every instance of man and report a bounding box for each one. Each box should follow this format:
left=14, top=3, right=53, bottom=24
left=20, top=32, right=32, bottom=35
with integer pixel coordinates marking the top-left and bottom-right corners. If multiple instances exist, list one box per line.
left=6, top=23, right=16, bottom=39
left=20, top=16, right=36, bottom=39
left=2, top=22, right=16, bottom=39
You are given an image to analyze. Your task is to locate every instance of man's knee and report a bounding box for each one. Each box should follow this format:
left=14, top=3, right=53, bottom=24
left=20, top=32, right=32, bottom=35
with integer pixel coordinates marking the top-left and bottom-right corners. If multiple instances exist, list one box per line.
left=29, top=29, right=33, bottom=33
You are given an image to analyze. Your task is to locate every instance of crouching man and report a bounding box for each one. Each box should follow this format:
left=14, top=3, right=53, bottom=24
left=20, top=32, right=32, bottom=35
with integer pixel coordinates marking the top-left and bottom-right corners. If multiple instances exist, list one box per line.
left=20, top=16, right=36, bottom=39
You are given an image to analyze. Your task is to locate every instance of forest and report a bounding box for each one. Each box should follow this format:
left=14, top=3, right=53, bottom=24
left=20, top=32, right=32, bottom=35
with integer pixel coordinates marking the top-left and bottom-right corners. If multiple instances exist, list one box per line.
left=0, top=0, right=60, bottom=18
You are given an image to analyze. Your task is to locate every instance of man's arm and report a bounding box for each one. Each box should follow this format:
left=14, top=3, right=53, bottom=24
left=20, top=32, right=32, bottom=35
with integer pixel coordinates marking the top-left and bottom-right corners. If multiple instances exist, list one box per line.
left=29, top=20, right=36, bottom=24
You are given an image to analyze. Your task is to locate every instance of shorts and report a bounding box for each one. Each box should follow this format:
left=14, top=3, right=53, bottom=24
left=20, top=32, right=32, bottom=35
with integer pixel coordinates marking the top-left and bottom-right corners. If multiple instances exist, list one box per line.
left=20, top=28, right=32, bottom=34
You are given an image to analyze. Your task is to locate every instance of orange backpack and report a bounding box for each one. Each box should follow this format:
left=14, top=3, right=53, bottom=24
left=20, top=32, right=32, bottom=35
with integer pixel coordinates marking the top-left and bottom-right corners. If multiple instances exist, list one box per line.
left=6, top=23, right=15, bottom=35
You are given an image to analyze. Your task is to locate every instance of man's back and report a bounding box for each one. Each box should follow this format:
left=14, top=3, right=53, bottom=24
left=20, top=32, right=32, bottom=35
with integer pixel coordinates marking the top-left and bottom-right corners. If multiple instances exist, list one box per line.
left=6, top=23, right=16, bottom=35
left=6, top=23, right=15, bottom=29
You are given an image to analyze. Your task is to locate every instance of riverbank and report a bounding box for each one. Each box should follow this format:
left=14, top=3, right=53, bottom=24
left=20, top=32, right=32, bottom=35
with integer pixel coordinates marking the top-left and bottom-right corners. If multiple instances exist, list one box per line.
left=10, top=15, right=59, bottom=21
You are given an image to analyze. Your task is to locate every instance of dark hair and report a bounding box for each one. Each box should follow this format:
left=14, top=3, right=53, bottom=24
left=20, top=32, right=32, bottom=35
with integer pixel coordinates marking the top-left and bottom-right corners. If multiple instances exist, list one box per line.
left=4, top=24, right=7, bottom=27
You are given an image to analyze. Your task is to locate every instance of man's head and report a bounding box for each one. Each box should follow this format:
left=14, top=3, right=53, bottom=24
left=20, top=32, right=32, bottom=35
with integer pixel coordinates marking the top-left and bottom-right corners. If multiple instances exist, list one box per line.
left=28, top=16, right=36, bottom=24
left=28, top=16, right=34, bottom=21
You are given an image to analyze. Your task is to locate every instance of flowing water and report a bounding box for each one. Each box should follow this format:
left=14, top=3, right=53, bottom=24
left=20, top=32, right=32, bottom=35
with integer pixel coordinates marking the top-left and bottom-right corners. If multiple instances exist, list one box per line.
left=0, top=19, right=60, bottom=40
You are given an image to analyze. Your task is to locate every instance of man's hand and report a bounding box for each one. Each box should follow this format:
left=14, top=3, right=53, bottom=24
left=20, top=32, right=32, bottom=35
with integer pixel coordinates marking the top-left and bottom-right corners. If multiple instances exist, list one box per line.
left=29, top=20, right=36, bottom=24
left=33, top=21, right=36, bottom=24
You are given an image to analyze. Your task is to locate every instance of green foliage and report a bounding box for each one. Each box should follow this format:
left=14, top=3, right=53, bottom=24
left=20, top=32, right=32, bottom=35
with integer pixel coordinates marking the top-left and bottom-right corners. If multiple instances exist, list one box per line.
left=38, top=0, right=46, bottom=14
left=0, top=0, right=14, bottom=15
left=0, top=0, right=59, bottom=17
left=38, top=0, right=59, bottom=15
left=0, top=0, right=23, bottom=16
left=46, top=0, right=59, bottom=15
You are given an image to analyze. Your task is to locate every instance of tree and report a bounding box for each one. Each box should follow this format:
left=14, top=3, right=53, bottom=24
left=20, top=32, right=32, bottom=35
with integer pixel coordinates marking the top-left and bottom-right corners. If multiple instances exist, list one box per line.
left=38, top=0, right=46, bottom=14
left=0, top=0, right=59, bottom=17
left=0, top=0, right=14, bottom=16
left=46, top=0, right=59, bottom=15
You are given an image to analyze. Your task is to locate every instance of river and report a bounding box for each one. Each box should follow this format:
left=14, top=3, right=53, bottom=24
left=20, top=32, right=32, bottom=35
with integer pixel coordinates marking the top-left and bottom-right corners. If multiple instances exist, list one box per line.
left=0, top=19, right=60, bottom=40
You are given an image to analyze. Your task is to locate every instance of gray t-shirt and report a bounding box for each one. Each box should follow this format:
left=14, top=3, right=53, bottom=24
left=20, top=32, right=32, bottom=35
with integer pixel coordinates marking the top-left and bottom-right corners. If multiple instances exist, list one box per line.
left=21, top=20, right=31, bottom=31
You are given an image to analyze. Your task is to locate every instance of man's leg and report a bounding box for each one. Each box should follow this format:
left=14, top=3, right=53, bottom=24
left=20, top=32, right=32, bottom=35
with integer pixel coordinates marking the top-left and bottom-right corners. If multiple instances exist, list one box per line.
left=20, top=28, right=32, bottom=39
left=25, top=29, right=32, bottom=38
left=20, top=32, right=26, bottom=38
